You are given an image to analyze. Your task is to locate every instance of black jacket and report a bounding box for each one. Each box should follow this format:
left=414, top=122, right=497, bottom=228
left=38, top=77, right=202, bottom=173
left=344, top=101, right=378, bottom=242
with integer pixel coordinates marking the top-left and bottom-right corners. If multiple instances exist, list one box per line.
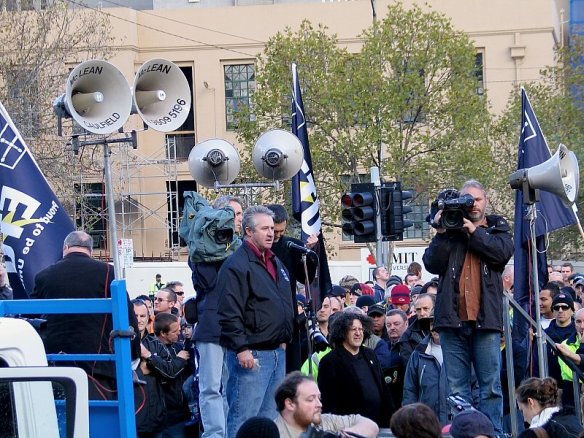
left=217, top=242, right=294, bottom=352
left=135, top=334, right=167, bottom=434
left=395, top=317, right=430, bottom=367
left=32, top=252, right=140, bottom=378
left=318, top=345, right=394, bottom=427
left=192, top=259, right=226, bottom=343
left=518, top=407, right=584, bottom=438
left=422, top=215, right=513, bottom=332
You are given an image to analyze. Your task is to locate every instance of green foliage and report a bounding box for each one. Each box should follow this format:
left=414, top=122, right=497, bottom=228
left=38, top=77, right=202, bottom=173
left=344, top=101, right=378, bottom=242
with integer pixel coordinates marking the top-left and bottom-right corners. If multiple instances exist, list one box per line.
left=0, top=1, right=114, bottom=208
left=236, top=3, right=494, bottom=228
left=492, top=35, right=584, bottom=260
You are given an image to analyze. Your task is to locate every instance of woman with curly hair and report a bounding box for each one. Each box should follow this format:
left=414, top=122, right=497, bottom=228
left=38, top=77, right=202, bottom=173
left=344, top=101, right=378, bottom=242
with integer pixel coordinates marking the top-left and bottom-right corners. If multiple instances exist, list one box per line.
left=317, top=311, right=394, bottom=427
left=516, top=377, right=583, bottom=437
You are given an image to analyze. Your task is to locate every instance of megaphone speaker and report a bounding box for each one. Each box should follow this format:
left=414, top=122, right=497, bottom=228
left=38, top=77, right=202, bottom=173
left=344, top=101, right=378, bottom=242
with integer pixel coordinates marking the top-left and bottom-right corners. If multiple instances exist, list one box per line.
left=56, top=60, right=132, bottom=135
left=525, top=143, right=580, bottom=206
left=133, top=59, right=192, bottom=132
left=188, top=138, right=241, bottom=188
left=252, top=129, right=304, bottom=181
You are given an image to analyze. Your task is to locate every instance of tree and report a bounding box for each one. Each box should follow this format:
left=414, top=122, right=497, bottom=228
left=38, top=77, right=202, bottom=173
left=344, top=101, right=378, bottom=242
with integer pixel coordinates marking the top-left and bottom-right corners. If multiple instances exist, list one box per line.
left=492, top=35, right=584, bottom=260
left=236, top=3, right=495, bottom=236
left=0, top=0, right=114, bottom=210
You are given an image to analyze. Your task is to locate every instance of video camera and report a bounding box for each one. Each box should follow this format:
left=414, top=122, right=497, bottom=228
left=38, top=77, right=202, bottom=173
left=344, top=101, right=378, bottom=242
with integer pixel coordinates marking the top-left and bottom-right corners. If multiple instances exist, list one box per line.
left=427, top=188, right=474, bottom=231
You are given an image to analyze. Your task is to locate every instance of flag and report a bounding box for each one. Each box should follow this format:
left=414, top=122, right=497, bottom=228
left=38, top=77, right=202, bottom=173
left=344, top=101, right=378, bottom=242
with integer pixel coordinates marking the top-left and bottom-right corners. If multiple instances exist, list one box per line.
left=512, top=88, right=577, bottom=376
left=0, top=102, right=75, bottom=298
left=291, top=63, right=332, bottom=304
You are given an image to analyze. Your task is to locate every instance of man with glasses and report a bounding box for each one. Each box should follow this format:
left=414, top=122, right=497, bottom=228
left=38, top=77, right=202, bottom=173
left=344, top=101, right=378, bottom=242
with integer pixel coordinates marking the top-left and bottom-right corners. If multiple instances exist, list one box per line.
left=155, top=288, right=178, bottom=315
left=543, top=293, right=576, bottom=395
left=166, top=280, right=185, bottom=317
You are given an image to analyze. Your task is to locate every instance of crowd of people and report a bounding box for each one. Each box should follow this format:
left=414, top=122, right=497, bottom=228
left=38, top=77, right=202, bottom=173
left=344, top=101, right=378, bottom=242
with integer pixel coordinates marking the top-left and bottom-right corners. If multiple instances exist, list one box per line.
left=5, top=179, right=584, bottom=438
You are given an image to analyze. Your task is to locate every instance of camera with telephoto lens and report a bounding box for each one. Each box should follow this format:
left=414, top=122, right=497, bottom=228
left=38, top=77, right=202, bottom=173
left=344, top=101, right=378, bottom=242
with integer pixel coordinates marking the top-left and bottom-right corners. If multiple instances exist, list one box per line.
left=427, top=188, right=474, bottom=231
left=306, top=318, right=329, bottom=352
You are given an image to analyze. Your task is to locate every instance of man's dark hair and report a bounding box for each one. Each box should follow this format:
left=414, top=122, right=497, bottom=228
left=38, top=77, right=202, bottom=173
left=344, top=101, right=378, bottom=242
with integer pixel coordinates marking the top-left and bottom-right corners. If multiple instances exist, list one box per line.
left=165, top=281, right=183, bottom=292
left=158, top=287, right=177, bottom=304
left=328, top=311, right=372, bottom=349
left=266, top=204, right=289, bottom=224
left=542, top=282, right=561, bottom=298
left=386, top=308, right=408, bottom=321
left=407, top=262, right=422, bottom=277
left=131, top=298, right=148, bottom=308
left=414, top=293, right=436, bottom=307
left=562, top=262, right=574, bottom=270
left=390, top=403, right=442, bottom=438
left=154, top=312, right=179, bottom=335
left=274, top=371, right=315, bottom=412
left=372, top=266, right=385, bottom=281
left=404, top=273, right=418, bottom=284
left=136, top=294, right=150, bottom=303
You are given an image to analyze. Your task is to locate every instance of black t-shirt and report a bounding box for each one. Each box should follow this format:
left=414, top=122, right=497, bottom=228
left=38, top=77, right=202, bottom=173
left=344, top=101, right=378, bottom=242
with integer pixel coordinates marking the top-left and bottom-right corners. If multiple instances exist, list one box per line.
left=350, top=350, right=382, bottom=422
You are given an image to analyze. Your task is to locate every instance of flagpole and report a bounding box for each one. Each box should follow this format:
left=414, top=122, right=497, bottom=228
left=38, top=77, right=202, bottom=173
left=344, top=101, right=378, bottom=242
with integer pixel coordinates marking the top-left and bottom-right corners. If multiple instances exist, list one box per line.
left=104, top=143, right=122, bottom=280
left=528, top=204, right=547, bottom=377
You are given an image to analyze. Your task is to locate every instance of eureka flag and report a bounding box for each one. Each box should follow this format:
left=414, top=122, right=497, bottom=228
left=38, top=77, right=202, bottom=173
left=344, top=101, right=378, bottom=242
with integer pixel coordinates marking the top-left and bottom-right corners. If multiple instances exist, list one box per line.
left=291, top=63, right=332, bottom=303
left=0, top=102, right=75, bottom=298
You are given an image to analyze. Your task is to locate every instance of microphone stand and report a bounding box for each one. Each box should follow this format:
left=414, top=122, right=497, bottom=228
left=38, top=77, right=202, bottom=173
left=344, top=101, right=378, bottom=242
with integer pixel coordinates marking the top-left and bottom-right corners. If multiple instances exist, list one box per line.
left=301, top=251, right=320, bottom=377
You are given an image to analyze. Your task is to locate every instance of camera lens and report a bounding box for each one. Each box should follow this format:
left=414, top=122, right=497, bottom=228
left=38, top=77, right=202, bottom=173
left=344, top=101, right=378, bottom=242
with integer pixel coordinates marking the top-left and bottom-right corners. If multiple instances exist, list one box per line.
left=442, top=210, right=464, bottom=230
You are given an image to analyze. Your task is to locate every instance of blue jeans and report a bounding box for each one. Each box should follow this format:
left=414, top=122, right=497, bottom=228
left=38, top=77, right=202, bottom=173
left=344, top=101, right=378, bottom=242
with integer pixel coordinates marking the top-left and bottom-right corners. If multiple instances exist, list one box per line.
left=440, top=325, right=503, bottom=436
left=225, top=347, right=285, bottom=438
left=197, top=342, right=228, bottom=438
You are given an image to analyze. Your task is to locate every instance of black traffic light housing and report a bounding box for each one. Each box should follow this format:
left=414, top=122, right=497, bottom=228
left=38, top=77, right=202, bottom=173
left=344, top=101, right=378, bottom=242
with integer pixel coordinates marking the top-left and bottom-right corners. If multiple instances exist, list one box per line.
left=380, top=181, right=414, bottom=241
left=341, top=182, right=377, bottom=243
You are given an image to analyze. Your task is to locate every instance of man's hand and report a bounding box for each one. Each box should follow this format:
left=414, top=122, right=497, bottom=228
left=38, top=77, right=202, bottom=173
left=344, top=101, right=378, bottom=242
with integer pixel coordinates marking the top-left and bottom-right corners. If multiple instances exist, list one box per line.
left=433, top=211, right=446, bottom=234
left=177, top=350, right=190, bottom=361
left=556, top=342, right=581, bottom=365
left=306, top=232, right=320, bottom=249
left=237, top=349, right=256, bottom=369
left=462, top=217, right=477, bottom=234
left=140, top=344, right=151, bottom=360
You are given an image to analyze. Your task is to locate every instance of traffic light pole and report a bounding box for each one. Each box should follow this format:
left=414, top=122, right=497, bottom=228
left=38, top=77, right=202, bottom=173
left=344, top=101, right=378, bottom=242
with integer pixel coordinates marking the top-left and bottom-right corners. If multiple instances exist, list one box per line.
left=371, top=166, right=385, bottom=267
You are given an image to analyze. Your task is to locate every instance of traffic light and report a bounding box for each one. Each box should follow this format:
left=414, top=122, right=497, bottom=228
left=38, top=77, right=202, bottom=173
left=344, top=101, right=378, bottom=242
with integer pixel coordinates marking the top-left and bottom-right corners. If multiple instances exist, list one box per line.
left=341, top=182, right=377, bottom=243
left=380, top=181, right=414, bottom=241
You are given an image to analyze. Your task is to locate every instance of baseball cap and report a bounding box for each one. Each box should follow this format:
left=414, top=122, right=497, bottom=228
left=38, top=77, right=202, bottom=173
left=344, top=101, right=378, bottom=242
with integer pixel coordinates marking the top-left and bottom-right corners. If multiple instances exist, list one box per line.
left=329, top=285, right=346, bottom=298
left=391, top=284, right=411, bottom=305
left=449, top=410, right=495, bottom=438
left=296, top=294, right=307, bottom=307
left=576, top=277, right=584, bottom=287
left=350, top=283, right=363, bottom=296
left=410, top=285, right=423, bottom=297
left=367, top=304, right=385, bottom=317
left=552, top=292, right=575, bottom=311
left=356, top=295, right=376, bottom=309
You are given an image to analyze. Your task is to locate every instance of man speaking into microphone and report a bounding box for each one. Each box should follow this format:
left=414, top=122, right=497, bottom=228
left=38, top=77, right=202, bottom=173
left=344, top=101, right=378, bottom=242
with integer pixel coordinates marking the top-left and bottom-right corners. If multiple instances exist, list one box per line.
left=267, top=204, right=319, bottom=371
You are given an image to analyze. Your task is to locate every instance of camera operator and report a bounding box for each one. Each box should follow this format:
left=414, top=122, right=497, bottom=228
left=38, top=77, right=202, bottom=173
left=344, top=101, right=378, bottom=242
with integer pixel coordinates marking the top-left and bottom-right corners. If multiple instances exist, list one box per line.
left=274, top=371, right=378, bottom=438
left=422, top=180, right=513, bottom=438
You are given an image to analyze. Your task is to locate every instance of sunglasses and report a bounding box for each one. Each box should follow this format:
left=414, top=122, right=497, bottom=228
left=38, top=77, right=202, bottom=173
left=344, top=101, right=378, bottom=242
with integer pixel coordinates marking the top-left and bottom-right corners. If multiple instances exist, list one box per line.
left=155, top=298, right=169, bottom=302
left=175, top=291, right=184, bottom=296
left=553, top=305, right=571, bottom=311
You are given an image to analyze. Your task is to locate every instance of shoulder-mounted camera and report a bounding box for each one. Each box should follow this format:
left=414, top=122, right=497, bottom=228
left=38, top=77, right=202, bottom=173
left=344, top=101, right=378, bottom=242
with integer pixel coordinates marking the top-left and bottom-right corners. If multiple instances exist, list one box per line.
left=427, top=188, right=474, bottom=231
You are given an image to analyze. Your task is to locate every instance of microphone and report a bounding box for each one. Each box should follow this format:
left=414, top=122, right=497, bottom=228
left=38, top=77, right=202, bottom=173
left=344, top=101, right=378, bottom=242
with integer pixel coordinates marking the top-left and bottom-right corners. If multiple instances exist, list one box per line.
left=285, top=241, right=315, bottom=254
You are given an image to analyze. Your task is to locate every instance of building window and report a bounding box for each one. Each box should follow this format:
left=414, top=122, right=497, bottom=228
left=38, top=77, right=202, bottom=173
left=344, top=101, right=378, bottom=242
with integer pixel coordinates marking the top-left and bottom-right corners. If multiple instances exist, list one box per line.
left=74, top=183, right=107, bottom=249
left=165, top=66, right=194, bottom=160
left=167, top=180, right=198, bottom=249
left=403, top=199, right=431, bottom=240
left=224, top=63, right=255, bottom=130
left=475, top=52, right=485, bottom=95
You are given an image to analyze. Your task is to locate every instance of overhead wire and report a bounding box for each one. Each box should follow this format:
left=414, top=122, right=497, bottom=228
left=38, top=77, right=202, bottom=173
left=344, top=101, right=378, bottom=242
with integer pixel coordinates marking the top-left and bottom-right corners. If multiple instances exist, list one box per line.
left=66, top=0, right=259, bottom=58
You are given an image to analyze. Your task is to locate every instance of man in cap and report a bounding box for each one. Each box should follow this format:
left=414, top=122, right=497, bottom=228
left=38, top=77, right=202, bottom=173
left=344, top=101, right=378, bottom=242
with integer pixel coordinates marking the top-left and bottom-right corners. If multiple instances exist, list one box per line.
left=368, top=303, right=389, bottom=341
left=355, top=295, right=376, bottom=313
left=449, top=410, right=495, bottom=438
left=347, top=283, right=363, bottom=306
left=390, top=284, right=411, bottom=314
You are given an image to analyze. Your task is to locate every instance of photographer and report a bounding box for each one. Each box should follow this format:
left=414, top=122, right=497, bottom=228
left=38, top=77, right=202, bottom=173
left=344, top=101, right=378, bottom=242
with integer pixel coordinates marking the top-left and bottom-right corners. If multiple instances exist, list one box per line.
left=274, top=371, right=378, bottom=438
left=422, top=180, right=513, bottom=438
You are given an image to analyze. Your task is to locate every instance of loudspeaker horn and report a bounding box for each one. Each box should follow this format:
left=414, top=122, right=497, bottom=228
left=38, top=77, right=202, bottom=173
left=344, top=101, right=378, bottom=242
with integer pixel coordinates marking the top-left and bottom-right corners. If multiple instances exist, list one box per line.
left=133, top=59, right=192, bottom=132
left=53, top=60, right=132, bottom=135
left=252, top=129, right=304, bottom=181
left=510, top=143, right=580, bottom=206
left=188, top=138, right=241, bottom=188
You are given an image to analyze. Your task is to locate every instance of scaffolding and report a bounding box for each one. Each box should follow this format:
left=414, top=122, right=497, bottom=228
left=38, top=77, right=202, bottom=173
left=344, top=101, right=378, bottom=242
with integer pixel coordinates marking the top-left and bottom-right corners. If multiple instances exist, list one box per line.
left=72, top=133, right=181, bottom=261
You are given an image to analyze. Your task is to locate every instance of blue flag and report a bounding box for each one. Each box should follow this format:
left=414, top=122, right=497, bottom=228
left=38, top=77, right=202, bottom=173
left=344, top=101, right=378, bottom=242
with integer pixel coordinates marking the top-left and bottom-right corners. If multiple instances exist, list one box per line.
left=513, top=89, right=577, bottom=375
left=291, top=63, right=331, bottom=302
left=0, top=102, right=75, bottom=298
